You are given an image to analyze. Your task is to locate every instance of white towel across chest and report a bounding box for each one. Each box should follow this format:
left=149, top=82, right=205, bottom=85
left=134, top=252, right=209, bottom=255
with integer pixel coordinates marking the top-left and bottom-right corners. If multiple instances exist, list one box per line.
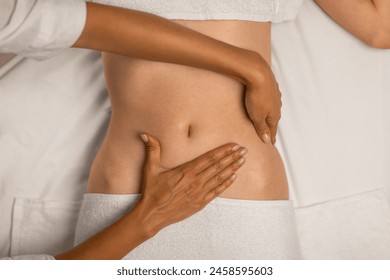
left=90, top=0, right=303, bottom=22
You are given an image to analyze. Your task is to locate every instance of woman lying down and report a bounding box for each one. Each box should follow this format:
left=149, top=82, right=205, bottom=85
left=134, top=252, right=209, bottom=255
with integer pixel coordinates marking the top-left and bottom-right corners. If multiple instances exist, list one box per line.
left=1, top=0, right=300, bottom=259
left=72, top=0, right=390, bottom=259
left=71, top=1, right=301, bottom=260
left=3, top=0, right=390, bottom=260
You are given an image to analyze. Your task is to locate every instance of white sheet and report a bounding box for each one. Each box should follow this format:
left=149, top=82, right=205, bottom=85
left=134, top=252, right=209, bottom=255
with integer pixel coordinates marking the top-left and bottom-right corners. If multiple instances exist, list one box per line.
left=295, top=188, right=390, bottom=259
left=0, top=0, right=389, bottom=259
left=384, top=50, right=390, bottom=204
left=272, top=0, right=389, bottom=207
left=272, top=0, right=390, bottom=259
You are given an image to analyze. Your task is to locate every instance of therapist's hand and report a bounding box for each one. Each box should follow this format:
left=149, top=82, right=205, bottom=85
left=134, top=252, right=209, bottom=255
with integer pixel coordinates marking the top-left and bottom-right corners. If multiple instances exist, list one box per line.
left=136, top=133, right=247, bottom=236
left=76, top=3, right=282, bottom=145
left=243, top=52, right=282, bottom=145
left=55, top=134, right=246, bottom=260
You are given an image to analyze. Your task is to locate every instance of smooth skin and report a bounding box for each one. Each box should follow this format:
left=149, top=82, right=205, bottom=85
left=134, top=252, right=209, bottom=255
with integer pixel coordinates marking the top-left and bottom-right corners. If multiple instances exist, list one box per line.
left=5, top=0, right=388, bottom=261
left=1, top=1, right=274, bottom=261
left=74, top=3, right=281, bottom=144
left=56, top=1, right=271, bottom=260
left=65, top=0, right=389, bottom=260
left=81, top=5, right=289, bottom=200
left=315, top=0, right=390, bottom=48
left=59, top=2, right=286, bottom=260
left=56, top=135, right=246, bottom=260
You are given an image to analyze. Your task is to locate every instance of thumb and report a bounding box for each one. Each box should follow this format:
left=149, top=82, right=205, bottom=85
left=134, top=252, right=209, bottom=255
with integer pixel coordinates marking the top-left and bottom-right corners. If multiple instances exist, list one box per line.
left=140, top=133, right=162, bottom=168
left=254, top=120, right=271, bottom=144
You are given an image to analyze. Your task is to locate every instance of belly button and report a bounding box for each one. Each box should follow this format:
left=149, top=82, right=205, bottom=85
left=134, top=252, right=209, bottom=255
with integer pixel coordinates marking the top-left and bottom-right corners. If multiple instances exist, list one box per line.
left=187, top=125, right=192, bottom=138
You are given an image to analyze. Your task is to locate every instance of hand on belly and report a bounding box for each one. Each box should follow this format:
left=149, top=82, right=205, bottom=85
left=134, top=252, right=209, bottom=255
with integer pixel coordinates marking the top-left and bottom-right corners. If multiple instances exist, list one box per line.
left=88, top=20, right=288, bottom=200
left=88, top=111, right=288, bottom=200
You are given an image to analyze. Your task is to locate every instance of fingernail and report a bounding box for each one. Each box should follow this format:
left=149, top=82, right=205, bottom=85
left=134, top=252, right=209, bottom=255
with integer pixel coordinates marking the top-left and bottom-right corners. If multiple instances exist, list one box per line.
left=237, top=157, right=246, bottom=166
left=232, top=144, right=240, bottom=151
left=230, top=173, right=237, bottom=181
left=239, top=148, right=248, bottom=156
left=140, top=133, right=149, bottom=143
left=261, top=133, right=271, bottom=143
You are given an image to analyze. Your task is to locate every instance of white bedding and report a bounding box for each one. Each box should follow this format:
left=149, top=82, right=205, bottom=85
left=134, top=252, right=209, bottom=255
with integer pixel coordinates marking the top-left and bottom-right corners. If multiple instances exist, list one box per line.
left=0, top=0, right=389, bottom=259
left=272, top=0, right=390, bottom=259
left=272, top=0, right=389, bottom=207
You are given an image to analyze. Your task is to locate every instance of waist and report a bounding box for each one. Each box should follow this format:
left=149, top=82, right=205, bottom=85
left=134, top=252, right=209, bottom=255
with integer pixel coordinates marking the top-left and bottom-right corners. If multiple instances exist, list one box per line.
left=87, top=20, right=288, bottom=199
left=104, top=57, right=263, bottom=165
left=106, top=111, right=265, bottom=168
left=90, top=98, right=288, bottom=199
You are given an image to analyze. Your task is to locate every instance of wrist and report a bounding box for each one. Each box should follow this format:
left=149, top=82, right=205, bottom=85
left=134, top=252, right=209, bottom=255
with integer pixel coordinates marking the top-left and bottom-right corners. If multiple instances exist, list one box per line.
left=130, top=196, right=161, bottom=238
left=239, top=50, right=270, bottom=90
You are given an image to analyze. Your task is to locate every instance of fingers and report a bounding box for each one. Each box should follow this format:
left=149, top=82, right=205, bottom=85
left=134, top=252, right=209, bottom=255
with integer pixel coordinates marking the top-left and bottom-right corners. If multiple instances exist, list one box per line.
left=179, top=143, right=241, bottom=174
left=198, top=147, right=247, bottom=180
left=266, top=115, right=279, bottom=145
left=140, top=133, right=161, bottom=169
left=254, top=120, right=271, bottom=144
left=202, top=154, right=246, bottom=194
left=204, top=173, right=237, bottom=202
left=245, top=72, right=282, bottom=145
left=170, top=147, right=247, bottom=212
left=253, top=106, right=281, bottom=145
left=268, top=85, right=282, bottom=144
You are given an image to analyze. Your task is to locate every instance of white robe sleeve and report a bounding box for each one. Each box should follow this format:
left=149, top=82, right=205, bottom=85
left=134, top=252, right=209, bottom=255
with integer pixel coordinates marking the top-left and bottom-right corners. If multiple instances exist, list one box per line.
left=0, top=0, right=87, bottom=60
left=1, top=254, right=55, bottom=260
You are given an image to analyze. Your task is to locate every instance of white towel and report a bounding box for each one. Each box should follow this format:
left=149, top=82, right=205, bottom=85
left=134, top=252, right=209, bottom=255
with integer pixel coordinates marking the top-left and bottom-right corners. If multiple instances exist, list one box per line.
left=75, top=194, right=301, bottom=259
left=90, top=0, right=303, bottom=23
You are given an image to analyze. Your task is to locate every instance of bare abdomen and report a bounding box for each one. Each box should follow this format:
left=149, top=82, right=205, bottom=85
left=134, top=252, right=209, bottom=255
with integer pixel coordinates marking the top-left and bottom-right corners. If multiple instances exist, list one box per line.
left=87, top=21, right=288, bottom=200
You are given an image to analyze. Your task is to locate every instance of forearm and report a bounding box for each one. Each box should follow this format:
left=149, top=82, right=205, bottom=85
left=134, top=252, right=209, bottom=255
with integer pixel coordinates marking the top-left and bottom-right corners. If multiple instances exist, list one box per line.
left=55, top=199, right=158, bottom=260
left=54, top=135, right=244, bottom=260
left=73, top=2, right=267, bottom=86
left=315, top=0, right=390, bottom=48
